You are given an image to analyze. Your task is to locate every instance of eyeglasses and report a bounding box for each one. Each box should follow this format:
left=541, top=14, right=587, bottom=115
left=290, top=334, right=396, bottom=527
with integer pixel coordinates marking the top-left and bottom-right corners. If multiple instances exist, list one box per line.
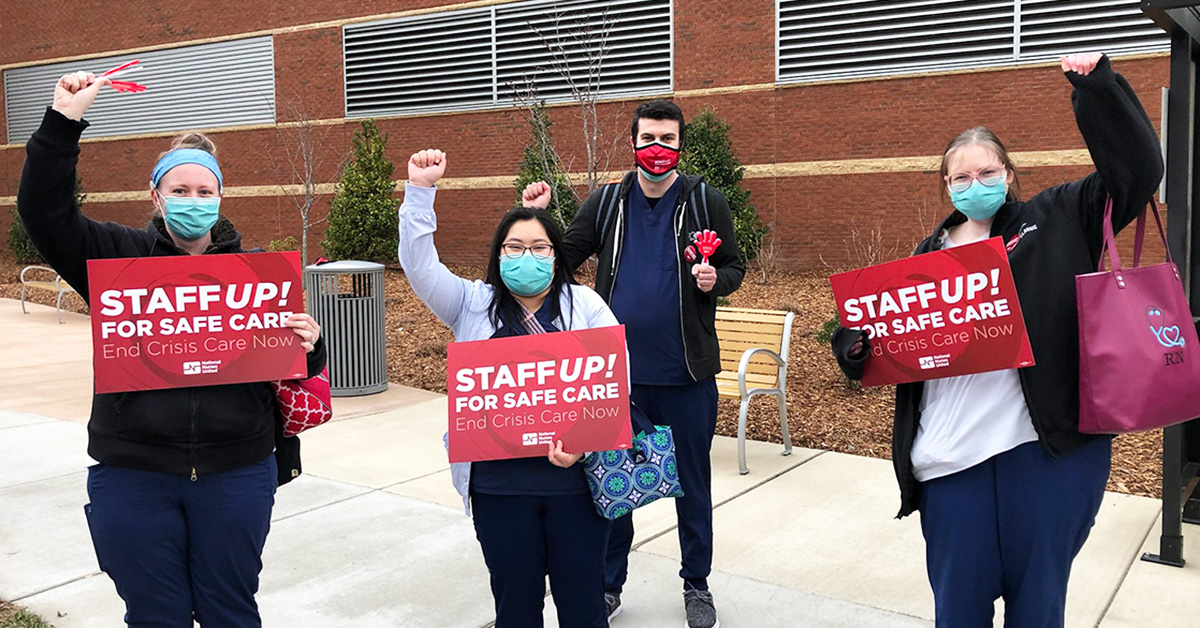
left=946, top=166, right=1006, bottom=193
left=501, top=243, right=554, bottom=259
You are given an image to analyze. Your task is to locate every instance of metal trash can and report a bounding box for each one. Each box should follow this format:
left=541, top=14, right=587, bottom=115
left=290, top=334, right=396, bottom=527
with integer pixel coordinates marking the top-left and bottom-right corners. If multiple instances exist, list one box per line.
left=304, top=261, right=388, bottom=396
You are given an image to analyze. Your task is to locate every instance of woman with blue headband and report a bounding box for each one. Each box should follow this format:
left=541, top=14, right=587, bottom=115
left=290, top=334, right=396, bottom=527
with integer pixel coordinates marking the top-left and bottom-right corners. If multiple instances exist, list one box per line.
left=16, top=71, right=328, bottom=628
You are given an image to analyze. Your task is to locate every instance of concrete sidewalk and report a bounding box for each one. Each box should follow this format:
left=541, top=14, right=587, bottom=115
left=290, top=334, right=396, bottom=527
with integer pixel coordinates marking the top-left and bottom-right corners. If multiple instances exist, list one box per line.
left=2, top=298, right=1197, bottom=627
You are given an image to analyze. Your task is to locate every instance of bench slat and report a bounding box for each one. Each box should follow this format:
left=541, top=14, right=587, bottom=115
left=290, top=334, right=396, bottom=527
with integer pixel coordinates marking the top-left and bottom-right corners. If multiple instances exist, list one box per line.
left=715, top=372, right=779, bottom=387
left=720, top=337, right=784, bottom=355
left=716, top=309, right=789, bottom=324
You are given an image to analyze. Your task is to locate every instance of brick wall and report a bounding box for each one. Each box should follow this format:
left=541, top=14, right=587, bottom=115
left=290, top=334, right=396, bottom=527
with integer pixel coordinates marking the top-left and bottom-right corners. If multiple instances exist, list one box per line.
left=0, top=0, right=1172, bottom=271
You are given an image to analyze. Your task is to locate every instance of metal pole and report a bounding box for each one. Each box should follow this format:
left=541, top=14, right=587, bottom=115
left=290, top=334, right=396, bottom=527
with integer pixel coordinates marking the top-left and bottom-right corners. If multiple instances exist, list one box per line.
left=1142, top=28, right=1195, bottom=568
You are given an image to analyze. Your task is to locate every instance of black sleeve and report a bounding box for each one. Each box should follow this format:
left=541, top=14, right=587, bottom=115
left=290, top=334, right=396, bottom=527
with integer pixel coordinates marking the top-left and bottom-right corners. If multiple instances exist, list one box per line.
left=705, top=187, right=745, bottom=298
left=562, top=189, right=604, bottom=273
left=305, top=336, right=328, bottom=378
left=17, top=108, right=151, bottom=300
left=831, top=327, right=870, bottom=381
left=1041, top=55, right=1164, bottom=243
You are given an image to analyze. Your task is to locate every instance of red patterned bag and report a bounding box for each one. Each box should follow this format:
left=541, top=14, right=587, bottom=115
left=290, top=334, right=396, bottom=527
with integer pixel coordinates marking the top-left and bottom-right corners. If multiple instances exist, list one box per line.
left=271, top=367, right=333, bottom=436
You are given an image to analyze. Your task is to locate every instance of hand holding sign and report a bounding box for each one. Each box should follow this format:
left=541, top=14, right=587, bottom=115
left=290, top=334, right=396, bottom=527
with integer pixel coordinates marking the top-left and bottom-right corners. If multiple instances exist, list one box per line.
left=547, top=440, right=583, bottom=468
left=522, top=181, right=553, bottom=210
left=284, top=313, right=322, bottom=353
left=409, top=149, right=447, bottom=188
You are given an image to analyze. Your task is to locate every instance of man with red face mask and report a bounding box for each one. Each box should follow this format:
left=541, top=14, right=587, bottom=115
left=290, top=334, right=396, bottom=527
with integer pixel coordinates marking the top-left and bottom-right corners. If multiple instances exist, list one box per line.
left=523, top=99, right=744, bottom=628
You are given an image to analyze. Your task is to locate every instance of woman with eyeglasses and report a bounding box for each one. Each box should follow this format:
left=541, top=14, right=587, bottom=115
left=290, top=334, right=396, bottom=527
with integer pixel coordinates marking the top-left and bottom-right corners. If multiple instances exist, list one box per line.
left=398, top=149, right=613, bottom=628
left=832, top=54, right=1163, bottom=627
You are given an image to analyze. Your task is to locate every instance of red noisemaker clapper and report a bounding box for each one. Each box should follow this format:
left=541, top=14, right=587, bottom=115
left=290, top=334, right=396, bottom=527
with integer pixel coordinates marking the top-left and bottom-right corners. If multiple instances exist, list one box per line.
left=693, top=230, right=722, bottom=264
left=99, top=59, right=147, bottom=93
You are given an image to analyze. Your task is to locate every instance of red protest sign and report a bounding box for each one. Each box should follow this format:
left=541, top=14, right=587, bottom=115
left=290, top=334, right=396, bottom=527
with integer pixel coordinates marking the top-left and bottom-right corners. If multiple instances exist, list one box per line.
left=447, top=326, right=633, bottom=463
left=87, top=252, right=308, bottom=394
left=829, top=237, right=1035, bottom=387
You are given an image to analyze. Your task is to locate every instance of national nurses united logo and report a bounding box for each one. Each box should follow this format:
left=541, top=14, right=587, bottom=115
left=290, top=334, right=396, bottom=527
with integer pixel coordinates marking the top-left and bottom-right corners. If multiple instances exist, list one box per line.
left=1147, top=306, right=1186, bottom=349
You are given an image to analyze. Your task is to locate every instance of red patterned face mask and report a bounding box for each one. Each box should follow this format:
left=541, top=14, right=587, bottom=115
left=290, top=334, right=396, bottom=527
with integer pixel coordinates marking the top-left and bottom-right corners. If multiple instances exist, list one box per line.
left=634, top=141, right=681, bottom=179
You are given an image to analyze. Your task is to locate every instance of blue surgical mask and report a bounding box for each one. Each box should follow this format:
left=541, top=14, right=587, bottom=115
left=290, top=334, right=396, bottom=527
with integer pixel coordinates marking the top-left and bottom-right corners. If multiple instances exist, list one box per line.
left=161, top=195, right=221, bottom=241
left=499, top=252, right=554, bottom=297
left=949, top=180, right=1007, bottom=221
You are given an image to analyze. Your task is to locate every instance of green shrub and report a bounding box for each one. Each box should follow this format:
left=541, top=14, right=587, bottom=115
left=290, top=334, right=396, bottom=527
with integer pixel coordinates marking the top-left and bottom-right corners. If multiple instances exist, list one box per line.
left=322, top=120, right=398, bottom=263
left=268, top=235, right=300, bottom=252
left=514, top=102, right=579, bottom=229
left=679, top=108, right=769, bottom=262
left=816, top=312, right=840, bottom=345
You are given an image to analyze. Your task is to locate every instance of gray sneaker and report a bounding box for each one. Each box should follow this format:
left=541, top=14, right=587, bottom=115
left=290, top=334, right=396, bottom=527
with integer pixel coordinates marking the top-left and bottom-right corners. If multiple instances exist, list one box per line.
left=605, top=592, right=622, bottom=622
left=683, top=589, right=719, bottom=628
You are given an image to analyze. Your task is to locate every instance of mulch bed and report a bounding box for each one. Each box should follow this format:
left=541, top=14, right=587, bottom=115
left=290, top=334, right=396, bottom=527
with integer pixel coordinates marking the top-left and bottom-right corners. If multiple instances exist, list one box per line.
left=0, top=254, right=1162, bottom=498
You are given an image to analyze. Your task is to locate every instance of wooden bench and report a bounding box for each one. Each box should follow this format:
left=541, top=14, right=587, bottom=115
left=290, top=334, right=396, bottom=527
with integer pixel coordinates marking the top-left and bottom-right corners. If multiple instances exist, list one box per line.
left=20, top=265, right=76, bottom=324
left=715, top=306, right=795, bottom=475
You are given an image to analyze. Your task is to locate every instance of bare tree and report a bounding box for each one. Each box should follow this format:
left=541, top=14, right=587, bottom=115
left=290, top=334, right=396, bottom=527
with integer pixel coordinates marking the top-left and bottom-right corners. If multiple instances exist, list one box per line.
left=267, top=94, right=348, bottom=267
left=515, top=4, right=627, bottom=195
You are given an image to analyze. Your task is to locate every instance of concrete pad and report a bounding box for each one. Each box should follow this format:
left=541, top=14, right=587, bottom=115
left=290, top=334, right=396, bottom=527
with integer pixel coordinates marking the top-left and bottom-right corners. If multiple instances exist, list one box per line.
left=383, top=469, right=465, bottom=511
left=1100, top=515, right=1200, bottom=628
left=1, top=299, right=94, bottom=422
left=1057, top=492, right=1162, bottom=628
left=629, top=437, right=822, bottom=546
left=2, top=397, right=94, bottom=424
left=640, top=451, right=934, bottom=618
left=15, top=572, right=124, bottom=628
left=0, top=420, right=93, bottom=489
left=543, top=552, right=932, bottom=628
left=301, top=398, right=450, bottom=489
left=272, top=474, right=375, bottom=522
left=0, top=471, right=97, bottom=601
left=331, top=384, right=444, bottom=421
left=257, top=490, right=496, bottom=628
left=0, top=409, right=55, bottom=430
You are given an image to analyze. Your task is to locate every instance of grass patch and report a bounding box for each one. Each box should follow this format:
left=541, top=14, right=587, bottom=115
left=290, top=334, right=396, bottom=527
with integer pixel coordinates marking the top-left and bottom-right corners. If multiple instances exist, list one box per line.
left=0, top=602, right=51, bottom=628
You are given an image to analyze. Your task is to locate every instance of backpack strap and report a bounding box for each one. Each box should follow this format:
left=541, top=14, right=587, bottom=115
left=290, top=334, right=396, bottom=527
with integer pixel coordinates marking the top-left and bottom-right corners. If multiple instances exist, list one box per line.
left=688, top=181, right=711, bottom=232
left=595, top=183, right=620, bottom=240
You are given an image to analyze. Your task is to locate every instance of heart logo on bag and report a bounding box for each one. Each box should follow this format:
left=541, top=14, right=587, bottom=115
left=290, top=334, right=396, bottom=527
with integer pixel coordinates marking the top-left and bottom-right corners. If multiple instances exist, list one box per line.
left=1162, top=325, right=1183, bottom=347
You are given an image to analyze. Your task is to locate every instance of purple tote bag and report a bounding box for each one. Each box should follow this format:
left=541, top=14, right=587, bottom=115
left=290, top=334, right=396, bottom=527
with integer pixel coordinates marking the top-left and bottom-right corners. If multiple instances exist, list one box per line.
left=1076, top=198, right=1200, bottom=434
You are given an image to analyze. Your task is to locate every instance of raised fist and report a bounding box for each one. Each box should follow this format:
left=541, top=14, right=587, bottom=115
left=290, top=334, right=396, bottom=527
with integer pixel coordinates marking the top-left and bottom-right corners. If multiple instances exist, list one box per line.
left=408, top=149, right=447, bottom=188
left=1061, top=53, right=1103, bottom=76
left=522, top=181, right=553, bottom=210
left=53, top=71, right=109, bottom=122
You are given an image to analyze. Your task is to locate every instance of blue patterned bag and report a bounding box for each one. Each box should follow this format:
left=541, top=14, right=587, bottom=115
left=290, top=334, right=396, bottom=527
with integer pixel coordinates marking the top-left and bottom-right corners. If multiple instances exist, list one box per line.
left=583, top=406, right=684, bottom=520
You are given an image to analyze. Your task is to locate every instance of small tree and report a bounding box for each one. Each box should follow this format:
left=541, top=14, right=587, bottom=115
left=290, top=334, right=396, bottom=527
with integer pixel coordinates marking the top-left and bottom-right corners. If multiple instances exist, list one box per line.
left=322, top=119, right=397, bottom=263
left=269, top=94, right=348, bottom=267
left=514, top=101, right=579, bottom=228
left=9, top=177, right=86, bottom=263
left=679, top=108, right=768, bottom=262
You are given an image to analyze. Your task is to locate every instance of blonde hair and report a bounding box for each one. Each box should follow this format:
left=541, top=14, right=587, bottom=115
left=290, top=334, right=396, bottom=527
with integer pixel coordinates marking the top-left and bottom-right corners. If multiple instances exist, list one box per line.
left=157, top=132, right=217, bottom=161
left=939, top=126, right=1021, bottom=202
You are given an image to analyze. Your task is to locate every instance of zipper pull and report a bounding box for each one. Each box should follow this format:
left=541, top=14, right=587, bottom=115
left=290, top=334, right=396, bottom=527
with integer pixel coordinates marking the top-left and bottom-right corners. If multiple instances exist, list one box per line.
left=191, top=468, right=197, bottom=482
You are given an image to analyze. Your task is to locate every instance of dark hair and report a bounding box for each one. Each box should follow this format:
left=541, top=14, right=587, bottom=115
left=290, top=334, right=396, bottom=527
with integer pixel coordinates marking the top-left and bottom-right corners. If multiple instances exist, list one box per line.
left=631, top=99, right=686, bottom=146
left=486, top=207, right=575, bottom=329
left=939, top=126, right=1021, bottom=203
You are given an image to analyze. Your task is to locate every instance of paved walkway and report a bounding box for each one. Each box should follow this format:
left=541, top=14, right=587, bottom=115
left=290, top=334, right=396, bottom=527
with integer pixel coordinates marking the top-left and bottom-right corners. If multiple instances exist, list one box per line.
left=1, top=298, right=1197, bottom=627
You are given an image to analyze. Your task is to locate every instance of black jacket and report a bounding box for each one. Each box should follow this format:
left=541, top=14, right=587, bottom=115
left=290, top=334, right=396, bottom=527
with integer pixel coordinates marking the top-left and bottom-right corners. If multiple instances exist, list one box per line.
left=562, top=171, right=745, bottom=381
left=835, top=56, right=1164, bottom=517
left=18, top=108, right=326, bottom=480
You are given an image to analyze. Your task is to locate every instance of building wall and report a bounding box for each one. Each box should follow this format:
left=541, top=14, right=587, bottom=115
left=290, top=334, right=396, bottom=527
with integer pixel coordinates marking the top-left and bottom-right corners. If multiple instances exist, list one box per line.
left=0, top=0, right=1170, bottom=269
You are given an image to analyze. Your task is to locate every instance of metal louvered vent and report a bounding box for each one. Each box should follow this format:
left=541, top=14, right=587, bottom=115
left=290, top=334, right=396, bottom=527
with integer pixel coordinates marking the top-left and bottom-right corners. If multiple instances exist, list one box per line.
left=777, top=0, right=1168, bottom=83
left=343, top=0, right=672, bottom=118
left=5, top=37, right=276, bottom=144
left=1019, top=1, right=1168, bottom=59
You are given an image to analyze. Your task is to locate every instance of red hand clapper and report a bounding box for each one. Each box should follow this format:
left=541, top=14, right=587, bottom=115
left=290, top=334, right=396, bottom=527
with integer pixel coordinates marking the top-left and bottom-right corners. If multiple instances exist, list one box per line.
left=98, top=60, right=147, bottom=94
left=693, top=230, right=722, bottom=265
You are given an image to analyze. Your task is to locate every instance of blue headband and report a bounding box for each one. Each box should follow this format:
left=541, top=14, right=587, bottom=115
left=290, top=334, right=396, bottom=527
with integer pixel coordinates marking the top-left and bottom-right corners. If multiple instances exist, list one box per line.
left=150, top=148, right=223, bottom=190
